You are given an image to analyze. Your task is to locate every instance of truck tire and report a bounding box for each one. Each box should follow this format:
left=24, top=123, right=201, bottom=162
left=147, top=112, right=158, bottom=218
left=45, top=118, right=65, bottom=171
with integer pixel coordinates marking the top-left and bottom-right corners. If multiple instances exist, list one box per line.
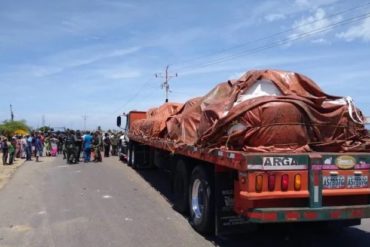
left=173, top=159, right=189, bottom=213
left=189, top=166, right=214, bottom=234
left=127, top=142, right=133, bottom=167
left=131, top=143, right=137, bottom=169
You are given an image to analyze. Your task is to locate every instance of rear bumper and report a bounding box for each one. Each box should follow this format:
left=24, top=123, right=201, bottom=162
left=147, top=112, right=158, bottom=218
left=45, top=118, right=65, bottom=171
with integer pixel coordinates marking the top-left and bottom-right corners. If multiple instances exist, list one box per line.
left=245, top=205, right=370, bottom=223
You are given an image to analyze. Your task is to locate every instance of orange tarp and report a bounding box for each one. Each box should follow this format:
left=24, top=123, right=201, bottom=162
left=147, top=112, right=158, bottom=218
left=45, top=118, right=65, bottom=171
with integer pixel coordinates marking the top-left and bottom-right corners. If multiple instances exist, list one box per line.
left=130, top=69, right=369, bottom=153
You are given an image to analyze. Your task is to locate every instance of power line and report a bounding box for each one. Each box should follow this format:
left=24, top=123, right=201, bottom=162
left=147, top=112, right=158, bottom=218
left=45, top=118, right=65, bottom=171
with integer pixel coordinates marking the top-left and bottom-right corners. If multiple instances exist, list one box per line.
left=172, top=2, right=370, bottom=72
left=178, top=12, right=370, bottom=74
left=111, top=3, right=370, bottom=109
left=155, top=65, right=178, bottom=102
left=111, top=77, right=153, bottom=114
left=82, top=114, right=88, bottom=131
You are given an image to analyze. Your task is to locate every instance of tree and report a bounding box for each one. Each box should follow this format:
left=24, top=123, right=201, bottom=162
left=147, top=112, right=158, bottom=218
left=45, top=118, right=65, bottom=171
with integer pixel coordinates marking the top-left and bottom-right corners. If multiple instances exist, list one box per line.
left=0, top=120, right=30, bottom=137
left=39, top=126, right=54, bottom=133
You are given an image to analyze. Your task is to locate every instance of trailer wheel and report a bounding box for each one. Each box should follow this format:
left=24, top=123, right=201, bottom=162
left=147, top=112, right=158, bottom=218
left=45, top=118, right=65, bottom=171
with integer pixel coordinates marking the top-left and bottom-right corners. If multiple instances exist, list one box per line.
left=127, top=142, right=133, bottom=166
left=131, top=144, right=137, bottom=169
left=189, top=166, right=214, bottom=234
left=173, top=160, right=189, bottom=213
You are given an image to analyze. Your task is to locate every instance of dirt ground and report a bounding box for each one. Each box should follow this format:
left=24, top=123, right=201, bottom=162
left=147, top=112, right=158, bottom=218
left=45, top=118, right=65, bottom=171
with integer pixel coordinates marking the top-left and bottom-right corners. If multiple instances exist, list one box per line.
left=0, top=154, right=25, bottom=190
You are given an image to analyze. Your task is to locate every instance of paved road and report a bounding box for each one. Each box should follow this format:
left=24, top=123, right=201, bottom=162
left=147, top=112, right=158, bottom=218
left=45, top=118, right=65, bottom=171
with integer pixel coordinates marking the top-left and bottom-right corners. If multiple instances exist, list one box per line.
left=0, top=156, right=369, bottom=247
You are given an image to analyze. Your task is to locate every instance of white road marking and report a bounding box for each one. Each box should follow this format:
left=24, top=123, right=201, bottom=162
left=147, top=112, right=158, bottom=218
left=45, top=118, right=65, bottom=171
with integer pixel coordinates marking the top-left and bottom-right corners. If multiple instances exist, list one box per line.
left=102, top=195, right=112, bottom=199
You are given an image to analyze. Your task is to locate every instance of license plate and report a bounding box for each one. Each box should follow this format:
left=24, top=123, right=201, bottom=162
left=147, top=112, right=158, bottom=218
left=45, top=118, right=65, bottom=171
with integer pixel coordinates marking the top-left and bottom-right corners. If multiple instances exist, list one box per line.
left=347, top=175, right=368, bottom=188
left=323, top=176, right=345, bottom=189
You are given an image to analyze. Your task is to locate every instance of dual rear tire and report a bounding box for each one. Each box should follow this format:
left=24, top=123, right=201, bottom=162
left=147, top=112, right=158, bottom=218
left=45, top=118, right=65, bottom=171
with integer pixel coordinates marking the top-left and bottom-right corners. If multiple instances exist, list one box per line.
left=173, top=161, right=214, bottom=234
left=189, top=166, right=214, bottom=234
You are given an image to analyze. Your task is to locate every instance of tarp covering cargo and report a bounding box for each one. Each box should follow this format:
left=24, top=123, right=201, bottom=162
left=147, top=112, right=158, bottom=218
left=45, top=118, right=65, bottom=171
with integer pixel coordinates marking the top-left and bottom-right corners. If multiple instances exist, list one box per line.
left=130, top=69, right=370, bottom=152
left=130, top=102, right=182, bottom=137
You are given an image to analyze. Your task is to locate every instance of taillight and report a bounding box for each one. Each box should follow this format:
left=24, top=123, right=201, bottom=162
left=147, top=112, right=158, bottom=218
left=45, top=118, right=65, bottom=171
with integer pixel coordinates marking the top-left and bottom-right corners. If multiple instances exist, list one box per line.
left=281, top=174, right=289, bottom=191
left=268, top=174, right=275, bottom=191
left=294, top=174, right=301, bottom=191
left=255, top=175, right=263, bottom=192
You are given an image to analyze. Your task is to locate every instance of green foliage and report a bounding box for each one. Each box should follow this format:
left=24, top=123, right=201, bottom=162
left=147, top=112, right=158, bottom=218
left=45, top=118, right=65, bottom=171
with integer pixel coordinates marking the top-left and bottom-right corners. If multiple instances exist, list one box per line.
left=38, top=126, right=54, bottom=133
left=0, top=120, right=30, bottom=137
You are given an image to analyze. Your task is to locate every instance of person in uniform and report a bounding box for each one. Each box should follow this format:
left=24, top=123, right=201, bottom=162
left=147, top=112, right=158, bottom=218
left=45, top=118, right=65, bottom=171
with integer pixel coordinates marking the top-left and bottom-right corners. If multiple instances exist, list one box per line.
left=103, top=133, right=111, bottom=157
left=65, top=130, right=76, bottom=164
left=75, top=130, right=83, bottom=163
left=111, top=133, right=118, bottom=156
left=93, top=132, right=102, bottom=162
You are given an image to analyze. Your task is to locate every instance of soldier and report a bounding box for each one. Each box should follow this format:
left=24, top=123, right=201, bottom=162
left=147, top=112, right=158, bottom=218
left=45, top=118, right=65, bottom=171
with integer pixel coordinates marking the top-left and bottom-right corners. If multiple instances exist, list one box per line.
left=1, top=138, right=9, bottom=165
left=65, top=130, right=77, bottom=164
left=103, top=133, right=111, bottom=157
left=75, top=130, right=83, bottom=163
left=93, top=132, right=102, bottom=162
left=111, top=133, right=118, bottom=156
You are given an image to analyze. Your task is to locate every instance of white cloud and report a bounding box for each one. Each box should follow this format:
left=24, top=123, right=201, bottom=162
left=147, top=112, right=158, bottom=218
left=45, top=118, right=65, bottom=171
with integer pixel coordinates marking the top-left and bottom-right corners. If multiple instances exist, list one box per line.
left=27, top=46, right=142, bottom=77
left=337, top=17, right=370, bottom=42
left=289, top=8, right=341, bottom=42
left=97, top=67, right=142, bottom=79
left=265, top=13, right=286, bottom=22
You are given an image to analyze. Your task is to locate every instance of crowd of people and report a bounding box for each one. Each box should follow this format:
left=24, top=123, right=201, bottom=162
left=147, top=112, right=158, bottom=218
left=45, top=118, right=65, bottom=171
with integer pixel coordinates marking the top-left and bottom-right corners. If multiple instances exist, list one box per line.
left=0, top=130, right=125, bottom=165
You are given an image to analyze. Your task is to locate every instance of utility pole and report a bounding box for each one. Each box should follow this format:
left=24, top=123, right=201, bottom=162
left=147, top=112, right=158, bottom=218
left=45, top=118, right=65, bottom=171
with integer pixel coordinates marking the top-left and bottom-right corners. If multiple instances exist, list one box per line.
left=155, top=65, right=178, bottom=103
left=42, top=115, right=46, bottom=127
left=9, top=104, right=14, bottom=121
left=82, top=114, right=88, bottom=131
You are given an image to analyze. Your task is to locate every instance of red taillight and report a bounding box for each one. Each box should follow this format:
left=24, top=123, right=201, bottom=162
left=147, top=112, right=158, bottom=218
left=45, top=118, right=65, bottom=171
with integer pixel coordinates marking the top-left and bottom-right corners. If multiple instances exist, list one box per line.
left=268, top=174, right=275, bottom=191
left=281, top=174, right=289, bottom=191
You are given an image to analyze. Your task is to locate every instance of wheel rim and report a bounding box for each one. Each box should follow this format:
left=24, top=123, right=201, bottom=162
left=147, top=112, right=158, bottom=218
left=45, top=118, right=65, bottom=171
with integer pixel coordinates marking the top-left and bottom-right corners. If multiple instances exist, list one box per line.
left=131, top=147, right=135, bottom=164
left=191, top=179, right=204, bottom=221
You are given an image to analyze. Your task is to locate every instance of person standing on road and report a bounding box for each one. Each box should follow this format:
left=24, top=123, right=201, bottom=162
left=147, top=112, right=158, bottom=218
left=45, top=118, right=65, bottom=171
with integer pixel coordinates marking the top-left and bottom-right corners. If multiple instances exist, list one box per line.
left=58, top=133, right=64, bottom=155
left=65, top=131, right=77, bottom=164
left=26, top=134, right=33, bottom=161
left=110, top=133, right=118, bottom=156
left=21, top=135, right=27, bottom=159
left=35, top=135, right=43, bottom=162
left=75, top=131, right=83, bottom=163
left=83, top=131, right=93, bottom=163
left=8, top=138, right=16, bottom=165
left=1, top=138, right=9, bottom=165
left=103, top=133, right=111, bottom=157
left=15, top=136, right=21, bottom=158
left=92, top=132, right=102, bottom=162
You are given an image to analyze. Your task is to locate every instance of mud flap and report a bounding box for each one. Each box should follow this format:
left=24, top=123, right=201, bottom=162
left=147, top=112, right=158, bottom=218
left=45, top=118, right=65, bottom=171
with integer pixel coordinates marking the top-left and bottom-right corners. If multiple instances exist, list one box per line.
left=215, top=170, right=254, bottom=235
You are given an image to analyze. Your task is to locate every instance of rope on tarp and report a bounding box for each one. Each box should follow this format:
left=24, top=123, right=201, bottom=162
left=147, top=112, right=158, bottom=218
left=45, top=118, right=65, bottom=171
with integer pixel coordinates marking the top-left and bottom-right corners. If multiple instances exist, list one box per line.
left=346, top=96, right=365, bottom=125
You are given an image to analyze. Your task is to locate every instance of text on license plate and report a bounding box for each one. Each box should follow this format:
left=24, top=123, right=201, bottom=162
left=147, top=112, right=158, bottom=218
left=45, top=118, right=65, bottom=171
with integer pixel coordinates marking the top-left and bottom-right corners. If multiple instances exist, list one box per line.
left=347, top=175, right=368, bottom=188
left=323, top=176, right=345, bottom=189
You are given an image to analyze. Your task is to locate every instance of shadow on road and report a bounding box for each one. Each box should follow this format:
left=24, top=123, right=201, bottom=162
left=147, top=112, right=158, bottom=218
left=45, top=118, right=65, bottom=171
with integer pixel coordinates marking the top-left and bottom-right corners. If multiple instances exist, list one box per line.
left=132, top=167, right=370, bottom=247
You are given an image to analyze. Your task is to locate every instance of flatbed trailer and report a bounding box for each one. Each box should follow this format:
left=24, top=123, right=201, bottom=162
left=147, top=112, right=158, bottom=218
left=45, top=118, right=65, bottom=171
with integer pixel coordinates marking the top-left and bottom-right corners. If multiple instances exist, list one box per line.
left=119, top=111, right=370, bottom=235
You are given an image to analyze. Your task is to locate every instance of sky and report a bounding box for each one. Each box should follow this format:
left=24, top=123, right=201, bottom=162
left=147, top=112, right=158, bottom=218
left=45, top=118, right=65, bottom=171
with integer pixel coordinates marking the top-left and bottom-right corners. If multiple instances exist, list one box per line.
left=0, top=0, right=369, bottom=130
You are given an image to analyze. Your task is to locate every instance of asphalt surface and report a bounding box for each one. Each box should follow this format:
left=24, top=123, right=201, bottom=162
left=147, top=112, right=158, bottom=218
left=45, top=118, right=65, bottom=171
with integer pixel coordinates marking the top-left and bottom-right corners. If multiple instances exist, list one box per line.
left=0, top=156, right=369, bottom=247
